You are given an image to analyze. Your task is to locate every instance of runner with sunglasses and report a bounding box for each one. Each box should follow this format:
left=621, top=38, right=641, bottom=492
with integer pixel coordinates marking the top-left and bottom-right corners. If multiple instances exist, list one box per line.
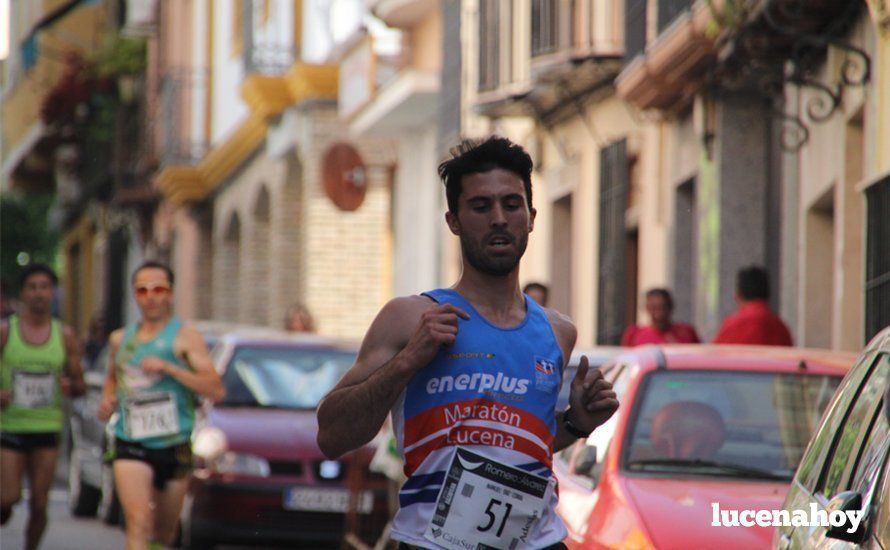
left=98, top=261, right=225, bottom=550
left=1, top=264, right=85, bottom=550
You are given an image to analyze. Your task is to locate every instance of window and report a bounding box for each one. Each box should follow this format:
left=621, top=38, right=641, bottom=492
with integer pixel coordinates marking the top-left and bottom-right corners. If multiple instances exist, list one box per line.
left=848, top=398, right=888, bottom=499
left=222, top=347, right=355, bottom=409
left=624, top=0, right=647, bottom=61
left=818, top=354, right=889, bottom=499
left=477, top=0, right=500, bottom=92
left=795, top=352, right=876, bottom=490
left=657, top=0, right=693, bottom=33
left=865, top=177, right=890, bottom=342
left=531, top=0, right=559, bottom=57
left=623, top=370, right=842, bottom=479
left=597, top=139, right=629, bottom=345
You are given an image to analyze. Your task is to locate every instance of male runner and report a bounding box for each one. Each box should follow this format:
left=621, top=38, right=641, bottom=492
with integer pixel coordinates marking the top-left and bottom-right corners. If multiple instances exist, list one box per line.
left=1, top=264, right=85, bottom=550
left=317, top=137, right=619, bottom=549
left=97, top=261, right=224, bottom=550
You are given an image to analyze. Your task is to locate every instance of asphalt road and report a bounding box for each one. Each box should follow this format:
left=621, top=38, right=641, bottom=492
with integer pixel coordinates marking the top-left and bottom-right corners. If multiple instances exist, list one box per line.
left=0, top=488, right=127, bottom=550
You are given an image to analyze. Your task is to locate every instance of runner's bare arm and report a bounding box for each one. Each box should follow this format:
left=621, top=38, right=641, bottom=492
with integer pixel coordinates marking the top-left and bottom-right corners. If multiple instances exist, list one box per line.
left=98, top=329, right=123, bottom=421
left=317, top=296, right=469, bottom=459
left=0, top=321, right=8, bottom=409
left=61, top=325, right=86, bottom=397
left=157, top=325, right=225, bottom=402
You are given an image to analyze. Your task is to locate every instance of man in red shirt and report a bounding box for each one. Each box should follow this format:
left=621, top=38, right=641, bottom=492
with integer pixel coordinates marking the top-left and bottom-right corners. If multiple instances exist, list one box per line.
left=713, top=266, right=793, bottom=346
left=621, top=288, right=700, bottom=346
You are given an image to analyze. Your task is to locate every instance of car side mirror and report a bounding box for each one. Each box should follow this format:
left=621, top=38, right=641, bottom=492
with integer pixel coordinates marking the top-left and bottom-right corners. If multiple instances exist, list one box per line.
left=825, top=491, right=865, bottom=543
left=573, top=445, right=598, bottom=476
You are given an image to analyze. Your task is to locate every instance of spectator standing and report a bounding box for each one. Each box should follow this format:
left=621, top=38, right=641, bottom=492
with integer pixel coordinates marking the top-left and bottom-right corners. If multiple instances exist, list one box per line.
left=621, top=288, right=700, bottom=346
left=713, top=266, right=792, bottom=346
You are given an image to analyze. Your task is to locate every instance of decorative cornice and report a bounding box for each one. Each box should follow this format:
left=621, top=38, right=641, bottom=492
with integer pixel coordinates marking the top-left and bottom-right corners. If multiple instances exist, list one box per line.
left=242, top=75, right=291, bottom=119
left=285, top=63, right=339, bottom=104
left=156, top=116, right=266, bottom=206
left=157, top=63, right=338, bottom=205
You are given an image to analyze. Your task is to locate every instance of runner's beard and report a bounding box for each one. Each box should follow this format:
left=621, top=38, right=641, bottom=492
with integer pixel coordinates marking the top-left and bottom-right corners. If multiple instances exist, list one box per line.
left=460, top=232, right=528, bottom=276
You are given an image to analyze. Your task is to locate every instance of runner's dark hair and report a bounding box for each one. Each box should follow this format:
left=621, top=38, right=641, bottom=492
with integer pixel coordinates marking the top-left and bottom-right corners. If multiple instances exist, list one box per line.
left=20, top=263, right=59, bottom=287
left=132, top=260, right=175, bottom=286
left=438, top=136, right=534, bottom=213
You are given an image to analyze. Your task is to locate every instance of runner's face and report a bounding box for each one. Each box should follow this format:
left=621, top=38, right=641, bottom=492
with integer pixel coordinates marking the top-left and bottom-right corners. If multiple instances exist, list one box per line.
left=133, top=268, right=173, bottom=320
left=446, top=169, right=535, bottom=276
left=20, top=273, right=54, bottom=315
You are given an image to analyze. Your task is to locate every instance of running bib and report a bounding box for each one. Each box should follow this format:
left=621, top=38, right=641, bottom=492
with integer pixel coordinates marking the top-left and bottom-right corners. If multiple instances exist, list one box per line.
left=12, top=371, right=56, bottom=408
left=125, top=392, right=179, bottom=440
left=424, top=448, right=553, bottom=550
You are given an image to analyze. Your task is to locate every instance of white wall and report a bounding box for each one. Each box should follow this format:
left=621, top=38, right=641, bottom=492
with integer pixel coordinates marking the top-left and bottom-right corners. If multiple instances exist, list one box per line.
left=393, top=126, right=442, bottom=294
left=211, top=0, right=249, bottom=143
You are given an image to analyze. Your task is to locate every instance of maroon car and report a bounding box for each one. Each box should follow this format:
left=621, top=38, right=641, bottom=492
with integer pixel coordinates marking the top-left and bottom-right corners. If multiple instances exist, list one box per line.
left=180, top=330, right=388, bottom=549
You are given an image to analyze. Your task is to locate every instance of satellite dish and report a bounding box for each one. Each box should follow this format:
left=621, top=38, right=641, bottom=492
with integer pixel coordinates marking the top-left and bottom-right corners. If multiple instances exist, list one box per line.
left=321, top=142, right=367, bottom=211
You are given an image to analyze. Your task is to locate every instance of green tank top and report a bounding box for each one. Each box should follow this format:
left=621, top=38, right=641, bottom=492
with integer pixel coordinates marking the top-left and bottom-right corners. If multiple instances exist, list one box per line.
left=113, top=317, right=196, bottom=449
left=1, top=315, right=67, bottom=433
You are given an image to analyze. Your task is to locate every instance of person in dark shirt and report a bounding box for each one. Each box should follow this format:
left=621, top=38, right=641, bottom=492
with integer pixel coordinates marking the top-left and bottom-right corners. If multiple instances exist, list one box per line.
left=713, top=266, right=792, bottom=346
left=621, top=288, right=700, bottom=346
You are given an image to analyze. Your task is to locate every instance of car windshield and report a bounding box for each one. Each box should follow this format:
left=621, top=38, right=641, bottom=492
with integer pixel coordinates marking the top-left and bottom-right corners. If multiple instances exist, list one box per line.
left=221, top=346, right=354, bottom=409
left=624, top=370, right=841, bottom=480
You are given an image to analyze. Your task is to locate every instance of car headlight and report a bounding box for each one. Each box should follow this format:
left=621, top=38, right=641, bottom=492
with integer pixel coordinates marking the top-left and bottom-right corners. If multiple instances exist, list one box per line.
left=213, top=452, right=270, bottom=477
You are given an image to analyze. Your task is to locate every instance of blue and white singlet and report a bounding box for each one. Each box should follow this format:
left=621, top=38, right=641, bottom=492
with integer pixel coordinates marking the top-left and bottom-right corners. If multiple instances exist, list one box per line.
left=390, top=288, right=568, bottom=548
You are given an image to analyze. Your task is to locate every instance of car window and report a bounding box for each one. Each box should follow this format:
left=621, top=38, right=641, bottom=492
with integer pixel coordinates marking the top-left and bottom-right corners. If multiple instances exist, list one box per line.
left=817, top=354, right=889, bottom=500
left=570, top=364, right=634, bottom=484
left=873, top=456, right=890, bottom=546
left=848, top=396, right=888, bottom=501
left=797, top=351, right=877, bottom=491
left=623, top=370, right=841, bottom=480
left=221, top=346, right=355, bottom=409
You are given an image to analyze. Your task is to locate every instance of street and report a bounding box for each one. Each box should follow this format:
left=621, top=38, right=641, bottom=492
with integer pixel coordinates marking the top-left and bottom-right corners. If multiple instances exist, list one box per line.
left=1, top=488, right=126, bottom=550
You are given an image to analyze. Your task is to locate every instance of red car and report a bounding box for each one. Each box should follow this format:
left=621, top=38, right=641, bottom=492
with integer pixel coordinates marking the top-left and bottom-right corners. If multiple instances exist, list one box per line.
left=180, top=330, right=388, bottom=549
left=555, top=345, right=855, bottom=550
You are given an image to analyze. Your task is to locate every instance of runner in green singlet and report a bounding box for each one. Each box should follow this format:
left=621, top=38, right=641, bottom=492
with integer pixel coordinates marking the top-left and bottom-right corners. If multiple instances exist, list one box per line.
left=97, top=261, right=224, bottom=550
left=0, top=264, right=85, bottom=550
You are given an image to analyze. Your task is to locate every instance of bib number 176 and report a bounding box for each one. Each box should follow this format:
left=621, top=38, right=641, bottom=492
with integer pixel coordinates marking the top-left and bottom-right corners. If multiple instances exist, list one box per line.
left=478, top=499, right=513, bottom=537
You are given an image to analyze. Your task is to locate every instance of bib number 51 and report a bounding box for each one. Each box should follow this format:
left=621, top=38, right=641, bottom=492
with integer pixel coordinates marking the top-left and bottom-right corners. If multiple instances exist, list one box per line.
left=477, top=498, right=513, bottom=538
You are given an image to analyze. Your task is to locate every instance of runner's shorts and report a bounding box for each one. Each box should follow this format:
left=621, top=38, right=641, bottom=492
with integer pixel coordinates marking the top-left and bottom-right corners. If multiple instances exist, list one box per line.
left=107, top=438, right=193, bottom=490
left=0, top=432, right=59, bottom=451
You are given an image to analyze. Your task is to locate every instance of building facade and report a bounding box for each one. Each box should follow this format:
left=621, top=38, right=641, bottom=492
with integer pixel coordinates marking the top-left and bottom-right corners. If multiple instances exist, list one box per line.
left=155, top=0, right=394, bottom=339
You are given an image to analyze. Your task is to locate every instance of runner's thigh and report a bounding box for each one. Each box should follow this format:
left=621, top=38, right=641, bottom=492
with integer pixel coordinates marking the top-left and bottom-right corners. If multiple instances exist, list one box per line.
left=113, top=460, right=155, bottom=519
left=25, top=446, right=60, bottom=509
left=0, top=448, right=27, bottom=505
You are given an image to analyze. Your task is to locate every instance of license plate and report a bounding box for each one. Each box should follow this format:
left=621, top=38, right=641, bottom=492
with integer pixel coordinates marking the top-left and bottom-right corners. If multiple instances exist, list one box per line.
left=283, top=488, right=374, bottom=513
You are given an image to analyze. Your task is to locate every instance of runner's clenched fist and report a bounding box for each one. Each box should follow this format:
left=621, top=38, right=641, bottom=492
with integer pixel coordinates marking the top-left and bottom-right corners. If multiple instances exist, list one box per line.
left=402, top=304, right=470, bottom=370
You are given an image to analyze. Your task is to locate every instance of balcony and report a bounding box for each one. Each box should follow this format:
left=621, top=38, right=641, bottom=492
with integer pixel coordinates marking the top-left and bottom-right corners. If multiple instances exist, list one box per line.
left=366, top=0, right=438, bottom=28
left=475, top=0, right=623, bottom=122
left=158, top=68, right=209, bottom=167
left=338, top=32, right=438, bottom=137
left=615, top=0, right=718, bottom=111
